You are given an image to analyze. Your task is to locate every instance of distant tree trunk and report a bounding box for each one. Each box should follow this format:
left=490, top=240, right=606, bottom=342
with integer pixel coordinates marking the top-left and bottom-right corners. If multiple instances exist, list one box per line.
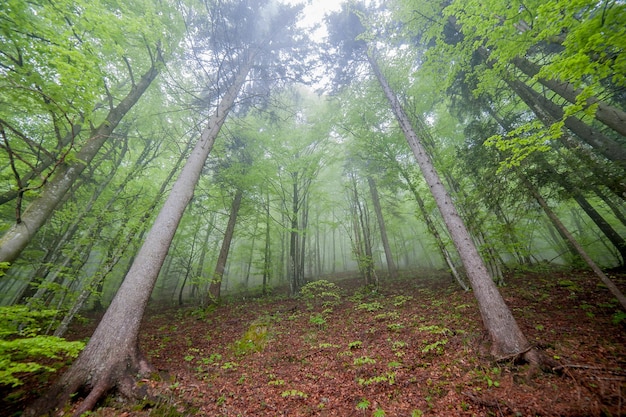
left=208, top=188, right=244, bottom=303
left=244, top=220, right=259, bottom=289
left=289, top=175, right=299, bottom=295
left=397, top=164, right=468, bottom=290
left=349, top=173, right=374, bottom=285
left=299, top=195, right=309, bottom=284
left=368, top=177, right=397, bottom=278
left=262, top=191, right=271, bottom=295
left=368, top=50, right=534, bottom=360
left=25, top=52, right=255, bottom=417
left=0, top=58, right=162, bottom=265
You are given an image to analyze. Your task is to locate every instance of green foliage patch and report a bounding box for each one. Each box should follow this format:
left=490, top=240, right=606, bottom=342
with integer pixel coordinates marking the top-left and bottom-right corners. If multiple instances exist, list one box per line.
left=0, top=306, right=85, bottom=386
left=299, top=280, right=342, bottom=310
left=232, top=318, right=270, bottom=356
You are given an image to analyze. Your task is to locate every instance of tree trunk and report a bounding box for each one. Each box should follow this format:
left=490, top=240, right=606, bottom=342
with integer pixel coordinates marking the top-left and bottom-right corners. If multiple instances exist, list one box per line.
left=368, top=50, right=532, bottom=359
left=0, top=59, right=161, bottom=265
left=24, top=51, right=255, bottom=417
left=262, top=191, right=271, bottom=295
left=368, top=177, right=397, bottom=278
left=208, top=188, right=244, bottom=303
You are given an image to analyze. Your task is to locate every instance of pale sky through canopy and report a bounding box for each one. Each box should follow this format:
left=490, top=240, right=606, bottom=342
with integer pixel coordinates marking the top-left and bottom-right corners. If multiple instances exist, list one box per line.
left=284, top=0, right=346, bottom=40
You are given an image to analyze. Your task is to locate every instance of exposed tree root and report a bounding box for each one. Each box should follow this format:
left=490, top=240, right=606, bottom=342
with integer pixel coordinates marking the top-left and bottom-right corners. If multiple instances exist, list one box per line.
left=23, top=346, right=155, bottom=417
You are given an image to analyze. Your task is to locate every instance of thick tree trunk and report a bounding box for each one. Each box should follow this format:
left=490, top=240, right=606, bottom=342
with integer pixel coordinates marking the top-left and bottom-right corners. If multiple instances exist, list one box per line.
left=0, top=61, right=161, bottom=264
left=24, top=52, right=254, bottom=417
left=368, top=177, right=397, bottom=278
left=396, top=163, right=469, bottom=290
left=208, top=188, right=244, bottom=303
left=368, top=51, right=532, bottom=359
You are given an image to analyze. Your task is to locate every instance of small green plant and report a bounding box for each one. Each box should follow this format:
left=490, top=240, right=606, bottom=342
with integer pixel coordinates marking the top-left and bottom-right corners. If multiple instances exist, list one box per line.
left=473, top=366, right=501, bottom=388
left=221, top=361, right=238, bottom=370
left=356, top=398, right=370, bottom=412
left=373, top=408, right=386, bottom=417
left=356, top=302, right=384, bottom=312
left=0, top=306, right=85, bottom=386
left=387, top=361, right=402, bottom=368
left=392, top=295, right=413, bottom=307
left=374, top=311, right=400, bottom=321
left=318, top=342, right=339, bottom=349
left=358, top=371, right=396, bottom=386
left=348, top=340, right=363, bottom=349
left=421, top=339, right=448, bottom=354
left=558, top=279, right=581, bottom=292
left=309, top=313, right=327, bottom=329
left=612, top=310, right=626, bottom=324
left=281, top=389, right=308, bottom=399
left=300, top=280, right=341, bottom=310
left=579, top=303, right=595, bottom=318
left=268, top=378, right=285, bottom=386
left=353, top=356, right=376, bottom=366
left=387, top=323, right=404, bottom=332
left=411, top=409, right=424, bottom=417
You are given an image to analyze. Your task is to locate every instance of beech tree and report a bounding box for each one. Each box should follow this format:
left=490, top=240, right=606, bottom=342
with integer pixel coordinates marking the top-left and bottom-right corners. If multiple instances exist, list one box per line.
left=0, top=0, right=180, bottom=265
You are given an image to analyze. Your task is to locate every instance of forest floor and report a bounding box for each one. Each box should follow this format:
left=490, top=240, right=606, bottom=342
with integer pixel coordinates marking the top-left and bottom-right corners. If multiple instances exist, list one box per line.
left=4, top=267, right=626, bottom=416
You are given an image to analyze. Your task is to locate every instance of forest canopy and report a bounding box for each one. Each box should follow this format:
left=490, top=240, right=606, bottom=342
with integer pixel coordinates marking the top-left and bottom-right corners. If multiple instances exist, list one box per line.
left=0, top=0, right=624, bottom=415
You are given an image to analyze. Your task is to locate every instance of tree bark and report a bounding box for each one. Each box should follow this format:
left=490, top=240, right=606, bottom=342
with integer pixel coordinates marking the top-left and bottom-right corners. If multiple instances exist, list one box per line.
left=368, top=177, right=397, bottom=278
left=0, top=60, right=161, bottom=265
left=24, top=51, right=255, bottom=417
left=368, top=50, right=531, bottom=359
left=208, top=189, right=244, bottom=302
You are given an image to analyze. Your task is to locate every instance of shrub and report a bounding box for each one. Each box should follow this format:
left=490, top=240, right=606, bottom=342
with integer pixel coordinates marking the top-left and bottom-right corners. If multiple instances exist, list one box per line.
left=299, top=280, right=341, bottom=310
left=0, top=306, right=85, bottom=386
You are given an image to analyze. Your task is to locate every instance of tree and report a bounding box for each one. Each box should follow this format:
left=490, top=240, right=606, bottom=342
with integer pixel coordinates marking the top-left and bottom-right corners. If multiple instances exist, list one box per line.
left=0, top=0, right=178, bottom=265
left=24, top=2, right=305, bottom=415
left=326, top=6, right=540, bottom=362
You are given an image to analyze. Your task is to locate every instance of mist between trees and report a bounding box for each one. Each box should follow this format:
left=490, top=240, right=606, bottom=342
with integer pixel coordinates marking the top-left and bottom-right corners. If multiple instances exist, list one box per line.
left=0, top=0, right=624, bottom=415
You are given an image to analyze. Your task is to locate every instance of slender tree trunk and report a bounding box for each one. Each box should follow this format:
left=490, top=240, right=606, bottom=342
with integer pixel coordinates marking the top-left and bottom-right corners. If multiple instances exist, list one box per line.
left=193, top=213, right=215, bottom=300
left=289, top=177, right=299, bottom=295
left=368, top=50, right=532, bottom=359
left=244, top=220, right=259, bottom=289
left=208, top=188, right=244, bottom=303
left=262, top=191, right=271, bottom=295
left=368, top=177, right=397, bottom=278
left=502, top=71, right=626, bottom=169
left=0, top=60, right=161, bottom=264
left=25, top=52, right=255, bottom=417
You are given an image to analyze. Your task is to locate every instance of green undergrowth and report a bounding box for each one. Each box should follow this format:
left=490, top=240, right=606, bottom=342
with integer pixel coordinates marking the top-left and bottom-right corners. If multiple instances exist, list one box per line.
left=0, top=306, right=85, bottom=387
